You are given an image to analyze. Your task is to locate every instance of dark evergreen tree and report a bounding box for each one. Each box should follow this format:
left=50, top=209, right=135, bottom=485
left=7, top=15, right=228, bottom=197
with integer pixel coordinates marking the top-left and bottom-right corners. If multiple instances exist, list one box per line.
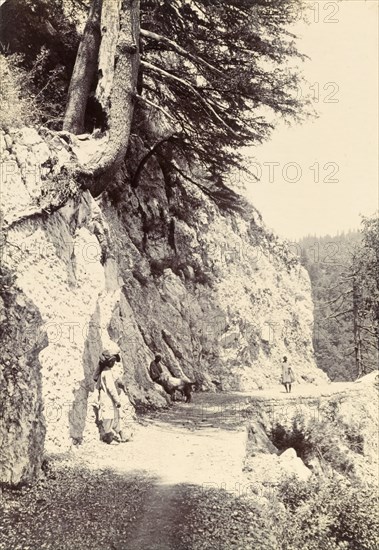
left=1, top=0, right=310, bottom=194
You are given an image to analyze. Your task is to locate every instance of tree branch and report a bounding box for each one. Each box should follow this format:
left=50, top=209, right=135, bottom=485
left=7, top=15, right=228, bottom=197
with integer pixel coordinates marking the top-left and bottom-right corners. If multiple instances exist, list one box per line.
left=135, top=94, right=177, bottom=124
left=140, top=28, right=224, bottom=77
left=361, top=339, right=379, bottom=349
left=167, top=160, right=218, bottom=200
left=141, top=61, right=240, bottom=137
left=360, top=326, right=378, bottom=336
left=323, top=290, right=352, bottom=306
left=326, top=309, right=353, bottom=320
left=131, top=134, right=177, bottom=188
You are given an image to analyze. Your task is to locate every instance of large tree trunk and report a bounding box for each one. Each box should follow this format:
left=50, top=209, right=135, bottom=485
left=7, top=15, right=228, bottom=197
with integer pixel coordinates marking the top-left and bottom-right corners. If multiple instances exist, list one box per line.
left=94, top=0, right=122, bottom=120
left=353, top=278, right=363, bottom=378
left=80, top=0, right=140, bottom=191
left=63, top=0, right=102, bottom=134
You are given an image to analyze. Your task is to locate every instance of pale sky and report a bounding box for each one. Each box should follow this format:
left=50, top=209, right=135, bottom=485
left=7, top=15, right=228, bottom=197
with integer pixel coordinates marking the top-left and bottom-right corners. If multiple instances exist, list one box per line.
left=241, top=0, right=378, bottom=239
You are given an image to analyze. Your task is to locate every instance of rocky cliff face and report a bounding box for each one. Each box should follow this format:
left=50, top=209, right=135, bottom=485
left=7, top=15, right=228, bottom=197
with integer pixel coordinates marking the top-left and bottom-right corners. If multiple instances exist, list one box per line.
left=0, top=267, right=47, bottom=486
left=0, top=127, right=327, bottom=485
left=104, top=151, right=325, bottom=393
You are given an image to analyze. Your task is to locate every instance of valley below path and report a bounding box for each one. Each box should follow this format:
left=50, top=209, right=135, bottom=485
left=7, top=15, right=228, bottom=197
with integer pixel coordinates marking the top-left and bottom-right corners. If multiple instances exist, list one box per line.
left=0, top=381, right=367, bottom=550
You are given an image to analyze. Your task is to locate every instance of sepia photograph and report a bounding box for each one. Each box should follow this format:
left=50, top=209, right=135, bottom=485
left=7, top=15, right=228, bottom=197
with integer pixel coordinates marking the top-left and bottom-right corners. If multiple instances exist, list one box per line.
left=0, top=1, right=378, bottom=549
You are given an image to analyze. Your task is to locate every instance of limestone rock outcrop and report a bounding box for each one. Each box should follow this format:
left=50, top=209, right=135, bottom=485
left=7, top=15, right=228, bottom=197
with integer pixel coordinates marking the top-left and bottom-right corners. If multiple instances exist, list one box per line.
left=245, top=447, right=312, bottom=486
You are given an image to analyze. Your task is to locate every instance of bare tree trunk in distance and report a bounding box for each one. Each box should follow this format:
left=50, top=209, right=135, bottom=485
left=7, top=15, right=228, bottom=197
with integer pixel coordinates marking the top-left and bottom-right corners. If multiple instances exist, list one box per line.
left=63, top=0, right=102, bottom=134
left=353, top=278, right=363, bottom=378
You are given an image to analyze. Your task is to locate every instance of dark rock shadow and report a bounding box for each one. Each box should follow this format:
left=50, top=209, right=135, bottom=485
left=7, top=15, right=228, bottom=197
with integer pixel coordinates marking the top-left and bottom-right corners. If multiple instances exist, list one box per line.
left=69, top=303, right=102, bottom=443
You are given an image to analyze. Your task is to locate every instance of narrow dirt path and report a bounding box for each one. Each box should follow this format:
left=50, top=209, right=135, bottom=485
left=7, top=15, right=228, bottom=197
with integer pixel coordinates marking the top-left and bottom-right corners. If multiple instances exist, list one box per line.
left=2, top=382, right=365, bottom=550
left=123, top=484, right=193, bottom=550
left=78, top=420, right=248, bottom=486
left=68, top=383, right=358, bottom=548
left=69, top=395, right=249, bottom=549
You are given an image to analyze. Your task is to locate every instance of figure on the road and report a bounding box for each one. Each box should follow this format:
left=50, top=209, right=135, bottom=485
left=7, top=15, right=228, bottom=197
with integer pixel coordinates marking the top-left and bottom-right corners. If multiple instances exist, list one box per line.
left=149, top=353, right=196, bottom=403
left=281, top=356, right=295, bottom=393
left=94, top=348, right=122, bottom=444
left=160, top=375, right=196, bottom=403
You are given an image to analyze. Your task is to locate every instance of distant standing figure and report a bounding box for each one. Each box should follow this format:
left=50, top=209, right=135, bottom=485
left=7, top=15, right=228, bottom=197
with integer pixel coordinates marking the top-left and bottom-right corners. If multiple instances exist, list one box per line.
left=95, top=349, right=122, bottom=444
left=149, top=354, right=163, bottom=385
left=281, top=356, right=295, bottom=393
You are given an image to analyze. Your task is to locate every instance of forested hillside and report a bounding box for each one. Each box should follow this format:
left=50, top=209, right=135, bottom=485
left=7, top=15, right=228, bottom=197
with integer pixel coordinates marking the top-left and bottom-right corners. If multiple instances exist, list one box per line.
left=299, top=225, right=379, bottom=381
